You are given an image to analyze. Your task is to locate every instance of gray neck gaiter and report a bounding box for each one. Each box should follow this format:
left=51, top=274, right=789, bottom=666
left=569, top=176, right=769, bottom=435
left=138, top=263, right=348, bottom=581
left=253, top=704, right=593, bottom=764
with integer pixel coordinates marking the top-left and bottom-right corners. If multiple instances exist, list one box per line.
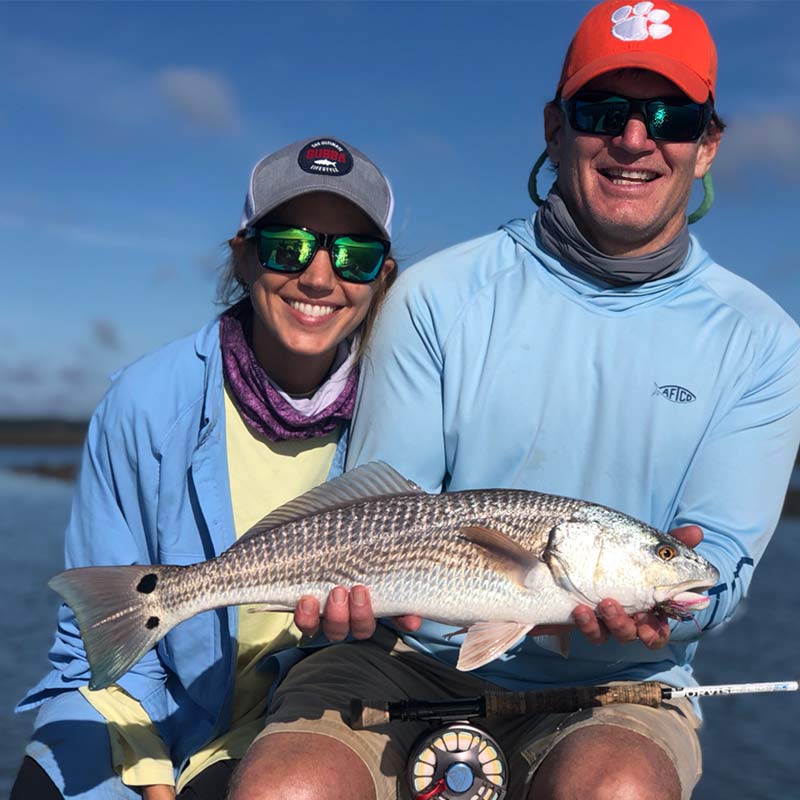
left=534, top=188, right=690, bottom=286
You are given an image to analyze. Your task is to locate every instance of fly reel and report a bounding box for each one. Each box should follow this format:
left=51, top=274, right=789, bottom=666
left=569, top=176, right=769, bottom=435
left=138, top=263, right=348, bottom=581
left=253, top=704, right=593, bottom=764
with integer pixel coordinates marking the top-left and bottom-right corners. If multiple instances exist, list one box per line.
left=406, top=722, right=508, bottom=800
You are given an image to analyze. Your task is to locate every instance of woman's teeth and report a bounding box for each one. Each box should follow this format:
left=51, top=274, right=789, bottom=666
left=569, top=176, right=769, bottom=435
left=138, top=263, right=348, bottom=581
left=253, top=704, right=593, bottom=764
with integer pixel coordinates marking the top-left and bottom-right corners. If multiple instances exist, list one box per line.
left=603, top=168, right=658, bottom=184
left=288, top=300, right=337, bottom=317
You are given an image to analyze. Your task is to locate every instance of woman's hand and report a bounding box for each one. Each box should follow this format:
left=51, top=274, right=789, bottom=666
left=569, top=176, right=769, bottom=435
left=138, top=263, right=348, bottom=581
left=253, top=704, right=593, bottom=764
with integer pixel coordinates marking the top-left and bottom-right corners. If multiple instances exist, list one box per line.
left=293, top=585, right=422, bottom=641
left=141, top=785, right=176, bottom=800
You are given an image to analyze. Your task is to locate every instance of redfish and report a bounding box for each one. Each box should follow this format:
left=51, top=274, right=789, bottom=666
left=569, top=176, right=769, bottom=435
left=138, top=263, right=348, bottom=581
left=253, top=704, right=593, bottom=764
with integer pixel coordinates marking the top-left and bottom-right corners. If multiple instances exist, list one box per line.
left=49, top=462, right=719, bottom=689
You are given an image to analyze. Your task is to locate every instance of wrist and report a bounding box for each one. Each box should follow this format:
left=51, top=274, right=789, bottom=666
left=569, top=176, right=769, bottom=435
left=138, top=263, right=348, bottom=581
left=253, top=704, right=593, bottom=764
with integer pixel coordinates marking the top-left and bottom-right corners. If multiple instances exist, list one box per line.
left=141, top=785, right=176, bottom=800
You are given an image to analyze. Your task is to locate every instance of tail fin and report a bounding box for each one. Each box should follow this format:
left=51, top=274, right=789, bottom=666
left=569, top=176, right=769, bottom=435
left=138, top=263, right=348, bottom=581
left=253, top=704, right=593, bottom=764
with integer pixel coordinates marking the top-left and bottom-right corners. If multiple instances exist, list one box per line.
left=49, top=564, right=183, bottom=690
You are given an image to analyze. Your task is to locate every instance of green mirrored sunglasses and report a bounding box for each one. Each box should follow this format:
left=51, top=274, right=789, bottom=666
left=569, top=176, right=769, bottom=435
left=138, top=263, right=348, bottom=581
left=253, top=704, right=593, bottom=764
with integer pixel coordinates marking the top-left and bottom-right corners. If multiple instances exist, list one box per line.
left=247, top=224, right=389, bottom=284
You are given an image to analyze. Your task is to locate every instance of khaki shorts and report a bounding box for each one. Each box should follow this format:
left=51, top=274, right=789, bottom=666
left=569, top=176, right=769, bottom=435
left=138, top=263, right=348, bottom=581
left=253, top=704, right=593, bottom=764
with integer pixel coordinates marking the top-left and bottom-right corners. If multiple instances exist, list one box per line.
left=256, top=628, right=702, bottom=800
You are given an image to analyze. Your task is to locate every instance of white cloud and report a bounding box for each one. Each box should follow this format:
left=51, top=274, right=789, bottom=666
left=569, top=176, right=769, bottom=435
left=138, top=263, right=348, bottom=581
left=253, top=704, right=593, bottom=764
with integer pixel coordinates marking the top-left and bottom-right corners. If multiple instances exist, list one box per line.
left=157, top=67, right=241, bottom=132
left=0, top=32, right=242, bottom=133
left=714, top=114, right=800, bottom=185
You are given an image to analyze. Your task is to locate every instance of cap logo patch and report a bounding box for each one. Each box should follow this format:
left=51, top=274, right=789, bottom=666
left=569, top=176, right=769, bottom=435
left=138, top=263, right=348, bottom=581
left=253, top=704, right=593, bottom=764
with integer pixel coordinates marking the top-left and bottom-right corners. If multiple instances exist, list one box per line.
left=611, top=3, right=672, bottom=41
left=298, top=139, right=353, bottom=176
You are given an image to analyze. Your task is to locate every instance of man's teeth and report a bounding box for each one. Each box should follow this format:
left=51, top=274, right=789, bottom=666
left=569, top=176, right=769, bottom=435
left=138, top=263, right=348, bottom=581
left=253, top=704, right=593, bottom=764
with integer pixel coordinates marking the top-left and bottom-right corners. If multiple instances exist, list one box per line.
left=603, top=168, right=658, bottom=184
left=288, top=300, right=338, bottom=317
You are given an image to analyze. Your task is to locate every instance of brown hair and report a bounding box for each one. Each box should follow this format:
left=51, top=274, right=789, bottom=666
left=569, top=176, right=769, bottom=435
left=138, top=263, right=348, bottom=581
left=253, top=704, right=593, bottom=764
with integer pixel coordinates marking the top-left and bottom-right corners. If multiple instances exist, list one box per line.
left=216, top=236, right=397, bottom=361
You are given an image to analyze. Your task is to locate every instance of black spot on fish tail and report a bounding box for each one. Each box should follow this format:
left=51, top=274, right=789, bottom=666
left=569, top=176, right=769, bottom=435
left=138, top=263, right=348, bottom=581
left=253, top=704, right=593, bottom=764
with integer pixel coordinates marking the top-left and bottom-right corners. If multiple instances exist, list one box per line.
left=145, top=616, right=160, bottom=629
left=137, top=574, right=158, bottom=594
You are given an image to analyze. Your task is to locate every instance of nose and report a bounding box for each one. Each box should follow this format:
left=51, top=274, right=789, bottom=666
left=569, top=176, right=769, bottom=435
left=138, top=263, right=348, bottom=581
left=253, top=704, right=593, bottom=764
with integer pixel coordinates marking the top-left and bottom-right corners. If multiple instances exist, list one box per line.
left=297, top=247, right=336, bottom=293
left=613, top=114, right=656, bottom=155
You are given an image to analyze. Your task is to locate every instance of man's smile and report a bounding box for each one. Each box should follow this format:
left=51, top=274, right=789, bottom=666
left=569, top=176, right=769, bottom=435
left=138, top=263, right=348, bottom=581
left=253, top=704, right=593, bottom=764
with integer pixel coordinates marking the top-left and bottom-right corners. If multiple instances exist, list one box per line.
left=597, top=167, right=662, bottom=185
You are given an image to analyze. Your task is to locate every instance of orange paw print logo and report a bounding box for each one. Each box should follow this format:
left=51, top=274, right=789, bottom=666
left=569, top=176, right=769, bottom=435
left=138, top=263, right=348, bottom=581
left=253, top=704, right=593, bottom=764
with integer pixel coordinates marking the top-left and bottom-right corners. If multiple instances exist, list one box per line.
left=611, top=2, right=673, bottom=41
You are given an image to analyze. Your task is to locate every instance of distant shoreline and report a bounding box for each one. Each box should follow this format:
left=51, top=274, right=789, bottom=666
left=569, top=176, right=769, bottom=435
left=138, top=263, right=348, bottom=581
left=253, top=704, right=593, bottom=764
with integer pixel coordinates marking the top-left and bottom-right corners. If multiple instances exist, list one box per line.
left=9, top=463, right=80, bottom=482
left=0, top=418, right=89, bottom=446
left=5, top=452, right=800, bottom=520
left=2, top=418, right=799, bottom=517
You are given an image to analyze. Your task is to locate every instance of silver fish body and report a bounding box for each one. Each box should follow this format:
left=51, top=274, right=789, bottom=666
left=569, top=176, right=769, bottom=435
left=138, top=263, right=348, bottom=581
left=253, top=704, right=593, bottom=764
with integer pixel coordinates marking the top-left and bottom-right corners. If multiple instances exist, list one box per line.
left=49, top=462, right=719, bottom=689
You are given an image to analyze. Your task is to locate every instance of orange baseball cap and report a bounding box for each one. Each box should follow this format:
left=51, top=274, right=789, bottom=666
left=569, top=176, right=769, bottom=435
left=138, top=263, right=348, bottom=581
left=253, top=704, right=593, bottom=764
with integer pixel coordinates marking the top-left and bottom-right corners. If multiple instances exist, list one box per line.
left=558, top=1, right=717, bottom=102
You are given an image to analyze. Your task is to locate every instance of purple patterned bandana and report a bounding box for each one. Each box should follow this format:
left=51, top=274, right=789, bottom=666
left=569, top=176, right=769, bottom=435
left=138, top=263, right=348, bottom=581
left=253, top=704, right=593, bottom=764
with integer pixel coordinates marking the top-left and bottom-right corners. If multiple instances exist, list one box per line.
left=219, top=300, right=358, bottom=441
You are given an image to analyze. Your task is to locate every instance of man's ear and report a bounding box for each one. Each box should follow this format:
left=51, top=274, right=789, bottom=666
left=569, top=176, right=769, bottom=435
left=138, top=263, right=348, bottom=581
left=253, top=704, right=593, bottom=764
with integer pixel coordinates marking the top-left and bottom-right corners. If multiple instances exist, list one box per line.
left=695, top=127, right=722, bottom=179
left=543, top=102, right=564, bottom=165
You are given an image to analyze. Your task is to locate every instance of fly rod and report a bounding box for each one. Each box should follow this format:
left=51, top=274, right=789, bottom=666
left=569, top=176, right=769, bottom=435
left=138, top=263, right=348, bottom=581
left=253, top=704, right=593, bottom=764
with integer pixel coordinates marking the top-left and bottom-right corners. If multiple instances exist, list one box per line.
left=351, top=680, right=798, bottom=729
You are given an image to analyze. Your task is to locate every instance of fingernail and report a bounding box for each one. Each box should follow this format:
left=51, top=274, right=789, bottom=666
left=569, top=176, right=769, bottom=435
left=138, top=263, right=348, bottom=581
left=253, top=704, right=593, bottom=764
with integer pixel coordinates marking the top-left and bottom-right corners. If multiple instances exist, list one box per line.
left=300, top=598, right=315, bottom=615
left=574, top=613, right=592, bottom=625
left=352, top=585, right=367, bottom=606
left=599, top=600, right=617, bottom=616
left=332, top=586, right=347, bottom=605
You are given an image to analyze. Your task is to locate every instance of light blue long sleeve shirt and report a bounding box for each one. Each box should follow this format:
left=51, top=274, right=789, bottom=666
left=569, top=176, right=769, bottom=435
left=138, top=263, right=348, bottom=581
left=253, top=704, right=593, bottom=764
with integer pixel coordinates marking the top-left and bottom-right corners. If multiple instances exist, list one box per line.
left=18, top=318, right=348, bottom=796
left=347, top=217, right=800, bottom=691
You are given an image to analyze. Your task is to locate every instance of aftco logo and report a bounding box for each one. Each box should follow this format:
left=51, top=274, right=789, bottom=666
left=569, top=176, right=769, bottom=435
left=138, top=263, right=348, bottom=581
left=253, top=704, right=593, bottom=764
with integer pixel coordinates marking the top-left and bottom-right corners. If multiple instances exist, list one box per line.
left=653, top=383, right=696, bottom=404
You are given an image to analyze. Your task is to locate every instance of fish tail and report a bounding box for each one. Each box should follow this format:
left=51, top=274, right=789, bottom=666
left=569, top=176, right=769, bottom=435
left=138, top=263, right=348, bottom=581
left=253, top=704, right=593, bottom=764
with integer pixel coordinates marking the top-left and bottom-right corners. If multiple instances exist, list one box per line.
left=49, top=564, right=184, bottom=690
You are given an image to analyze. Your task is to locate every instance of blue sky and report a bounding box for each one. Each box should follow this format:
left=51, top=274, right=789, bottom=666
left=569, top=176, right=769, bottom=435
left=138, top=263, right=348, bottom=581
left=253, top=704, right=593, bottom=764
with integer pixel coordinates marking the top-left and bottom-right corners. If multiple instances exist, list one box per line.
left=2, top=0, right=799, bottom=418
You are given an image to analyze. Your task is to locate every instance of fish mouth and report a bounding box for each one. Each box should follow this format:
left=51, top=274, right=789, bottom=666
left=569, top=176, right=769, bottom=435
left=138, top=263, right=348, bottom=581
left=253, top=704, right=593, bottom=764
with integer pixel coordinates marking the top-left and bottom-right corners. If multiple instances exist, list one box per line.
left=653, top=579, right=717, bottom=619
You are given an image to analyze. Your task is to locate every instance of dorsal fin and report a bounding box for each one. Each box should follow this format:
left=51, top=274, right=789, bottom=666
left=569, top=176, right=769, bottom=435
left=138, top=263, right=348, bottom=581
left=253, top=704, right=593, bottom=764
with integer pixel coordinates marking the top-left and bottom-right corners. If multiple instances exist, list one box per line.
left=239, top=461, right=423, bottom=540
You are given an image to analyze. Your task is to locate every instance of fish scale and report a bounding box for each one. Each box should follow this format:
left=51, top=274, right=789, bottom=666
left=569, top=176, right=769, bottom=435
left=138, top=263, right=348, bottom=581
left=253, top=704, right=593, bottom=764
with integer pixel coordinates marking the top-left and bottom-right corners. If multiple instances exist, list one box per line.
left=200, top=492, right=557, bottom=602
left=48, top=462, right=719, bottom=689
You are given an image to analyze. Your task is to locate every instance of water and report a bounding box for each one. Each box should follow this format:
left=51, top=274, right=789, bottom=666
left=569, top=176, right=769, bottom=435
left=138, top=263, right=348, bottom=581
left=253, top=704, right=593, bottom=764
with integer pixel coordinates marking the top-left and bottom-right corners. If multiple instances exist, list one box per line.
left=0, top=466, right=76, bottom=794
left=0, top=445, right=83, bottom=470
left=1, top=454, right=798, bottom=798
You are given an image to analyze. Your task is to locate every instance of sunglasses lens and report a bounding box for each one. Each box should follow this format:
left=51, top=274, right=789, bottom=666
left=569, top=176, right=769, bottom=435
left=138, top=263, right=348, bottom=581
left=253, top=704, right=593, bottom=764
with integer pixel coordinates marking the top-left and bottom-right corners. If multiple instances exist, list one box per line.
left=645, top=100, right=705, bottom=141
left=569, top=94, right=708, bottom=142
left=257, top=226, right=316, bottom=272
left=572, top=97, right=629, bottom=135
left=331, top=236, right=386, bottom=282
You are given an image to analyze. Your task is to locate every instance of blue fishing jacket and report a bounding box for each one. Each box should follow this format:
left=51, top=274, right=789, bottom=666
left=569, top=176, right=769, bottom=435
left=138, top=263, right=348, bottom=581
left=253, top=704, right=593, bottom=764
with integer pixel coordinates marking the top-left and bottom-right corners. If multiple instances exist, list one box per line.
left=17, top=317, right=348, bottom=789
left=348, top=217, right=800, bottom=691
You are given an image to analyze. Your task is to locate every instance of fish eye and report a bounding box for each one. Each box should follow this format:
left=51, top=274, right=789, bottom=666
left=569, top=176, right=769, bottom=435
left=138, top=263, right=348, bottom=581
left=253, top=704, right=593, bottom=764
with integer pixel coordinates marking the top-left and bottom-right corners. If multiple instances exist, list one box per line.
left=657, top=545, right=676, bottom=561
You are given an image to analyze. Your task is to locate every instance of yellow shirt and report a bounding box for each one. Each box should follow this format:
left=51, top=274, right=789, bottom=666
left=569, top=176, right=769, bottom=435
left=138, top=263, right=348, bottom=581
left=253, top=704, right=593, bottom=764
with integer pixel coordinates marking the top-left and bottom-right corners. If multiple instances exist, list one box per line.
left=82, top=386, right=338, bottom=789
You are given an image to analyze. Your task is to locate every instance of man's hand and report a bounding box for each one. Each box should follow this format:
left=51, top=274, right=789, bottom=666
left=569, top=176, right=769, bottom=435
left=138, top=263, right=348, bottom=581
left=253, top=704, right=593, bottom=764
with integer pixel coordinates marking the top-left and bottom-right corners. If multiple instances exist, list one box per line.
left=534, top=525, right=704, bottom=650
left=293, top=585, right=422, bottom=641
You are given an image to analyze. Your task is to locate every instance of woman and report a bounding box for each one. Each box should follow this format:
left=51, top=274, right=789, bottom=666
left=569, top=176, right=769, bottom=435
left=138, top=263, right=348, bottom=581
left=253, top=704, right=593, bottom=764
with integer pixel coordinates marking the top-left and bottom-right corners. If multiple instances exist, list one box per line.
left=12, top=136, right=397, bottom=800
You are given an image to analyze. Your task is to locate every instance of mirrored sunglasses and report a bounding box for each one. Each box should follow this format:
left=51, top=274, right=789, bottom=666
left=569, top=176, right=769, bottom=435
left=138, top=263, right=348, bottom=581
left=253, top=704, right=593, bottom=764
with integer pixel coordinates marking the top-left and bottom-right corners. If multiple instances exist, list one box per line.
left=563, top=92, right=712, bottom=142
left=247, top=225, right=390, bottom=284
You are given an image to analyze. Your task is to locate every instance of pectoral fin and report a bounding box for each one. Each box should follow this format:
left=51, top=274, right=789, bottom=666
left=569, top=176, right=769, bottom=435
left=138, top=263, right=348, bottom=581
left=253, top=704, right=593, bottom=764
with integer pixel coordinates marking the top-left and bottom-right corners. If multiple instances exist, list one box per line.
left=460, top=525, right=541, bottom=587
left=456, top=621, right=533, bottom=671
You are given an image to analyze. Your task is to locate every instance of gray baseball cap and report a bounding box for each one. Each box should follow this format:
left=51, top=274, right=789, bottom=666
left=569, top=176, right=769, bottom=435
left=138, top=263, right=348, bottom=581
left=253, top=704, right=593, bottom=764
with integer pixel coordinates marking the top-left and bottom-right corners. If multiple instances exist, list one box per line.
left=239, top=136, right=394, bottom=240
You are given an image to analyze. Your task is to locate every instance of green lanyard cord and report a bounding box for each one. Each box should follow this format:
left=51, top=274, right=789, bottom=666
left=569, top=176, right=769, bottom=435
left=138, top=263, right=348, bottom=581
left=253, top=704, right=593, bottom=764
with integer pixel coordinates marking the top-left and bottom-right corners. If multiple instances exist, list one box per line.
left=687, top=172, right=714, bottom=224
left=527, top=150, right=550, bottom=207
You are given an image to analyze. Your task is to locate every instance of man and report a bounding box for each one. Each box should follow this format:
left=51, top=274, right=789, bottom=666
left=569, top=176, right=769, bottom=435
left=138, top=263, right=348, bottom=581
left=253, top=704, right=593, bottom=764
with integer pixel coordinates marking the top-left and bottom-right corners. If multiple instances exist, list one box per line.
left=231, top=3, right=800, bottom=798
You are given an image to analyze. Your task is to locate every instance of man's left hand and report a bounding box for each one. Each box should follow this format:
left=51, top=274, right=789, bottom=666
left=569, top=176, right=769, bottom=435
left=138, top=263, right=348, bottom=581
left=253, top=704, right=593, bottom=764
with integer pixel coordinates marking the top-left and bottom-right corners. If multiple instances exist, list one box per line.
left=568, top=525, right=704, bottom=649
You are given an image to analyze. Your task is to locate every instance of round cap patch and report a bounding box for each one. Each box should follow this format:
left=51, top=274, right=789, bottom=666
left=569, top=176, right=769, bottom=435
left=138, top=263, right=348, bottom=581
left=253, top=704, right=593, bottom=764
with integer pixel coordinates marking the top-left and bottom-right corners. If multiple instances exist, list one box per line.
left=298, top=138, right=353, bottom=177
